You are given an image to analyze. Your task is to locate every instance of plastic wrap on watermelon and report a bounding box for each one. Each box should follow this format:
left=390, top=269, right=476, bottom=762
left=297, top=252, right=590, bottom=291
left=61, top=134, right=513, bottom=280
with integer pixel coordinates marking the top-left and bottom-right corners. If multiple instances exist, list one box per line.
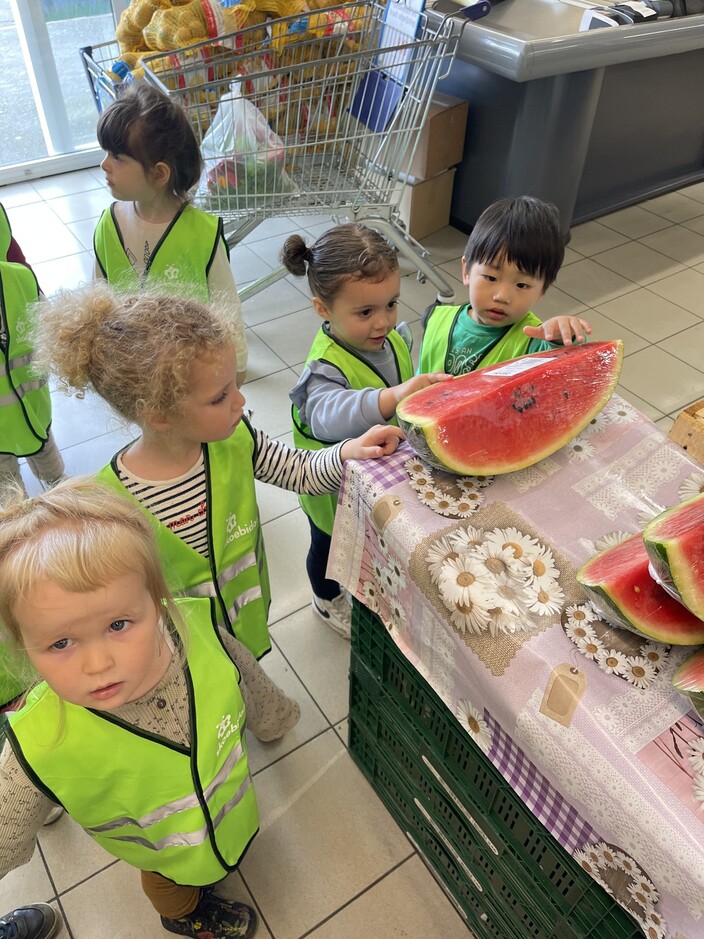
left=576, top=533, right=704, bottom=645
left=673, top=647, right=704, bottom=695
left=643, top=491, right=704, bottom=622
left=397, top=341, right=623, bottom=476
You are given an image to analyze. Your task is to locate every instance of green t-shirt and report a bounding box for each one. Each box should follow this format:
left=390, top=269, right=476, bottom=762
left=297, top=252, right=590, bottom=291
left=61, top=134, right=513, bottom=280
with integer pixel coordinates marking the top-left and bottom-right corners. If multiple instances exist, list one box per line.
left=445, top=305, right=555, bottom=374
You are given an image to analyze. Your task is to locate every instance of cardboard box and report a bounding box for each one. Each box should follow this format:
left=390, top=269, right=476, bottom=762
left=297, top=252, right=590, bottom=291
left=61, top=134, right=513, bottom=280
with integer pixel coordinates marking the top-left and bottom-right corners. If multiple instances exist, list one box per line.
left=669, top=400, right=704, bottom=465
left=398, top=168, right=456, bottom=240
left=407, top=93, right=468, bottom=180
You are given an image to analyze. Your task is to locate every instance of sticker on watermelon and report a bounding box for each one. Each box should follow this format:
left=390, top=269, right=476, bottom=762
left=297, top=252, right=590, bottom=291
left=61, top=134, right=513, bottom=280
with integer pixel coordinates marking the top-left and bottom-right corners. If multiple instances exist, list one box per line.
left=643, top=491, right=704, bottom=622
left=397, top=341, right=623, bottom=475
left=576, top=533, right=704, bottom=646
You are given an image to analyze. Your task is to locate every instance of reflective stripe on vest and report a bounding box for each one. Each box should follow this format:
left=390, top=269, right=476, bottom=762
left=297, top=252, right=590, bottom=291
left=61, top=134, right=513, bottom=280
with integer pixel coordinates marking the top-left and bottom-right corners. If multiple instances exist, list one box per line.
left=292, top=325, right=413, bottom=535
left=96, top=420, right=272, bottom=659
left=0, top=260, right=49, bottom=456
left=94, top=203, right=223, bottom=300
left=6, top=598, right=259, bottom=885
left=419, top=304, right=543, bottom=374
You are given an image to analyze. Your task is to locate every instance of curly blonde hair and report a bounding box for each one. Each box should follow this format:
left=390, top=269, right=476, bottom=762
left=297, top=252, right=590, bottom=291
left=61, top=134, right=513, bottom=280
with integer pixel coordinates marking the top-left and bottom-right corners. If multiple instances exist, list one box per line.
left=0, top=477, right=179, bottom=651
left=33, top=282, right=237, bottom=425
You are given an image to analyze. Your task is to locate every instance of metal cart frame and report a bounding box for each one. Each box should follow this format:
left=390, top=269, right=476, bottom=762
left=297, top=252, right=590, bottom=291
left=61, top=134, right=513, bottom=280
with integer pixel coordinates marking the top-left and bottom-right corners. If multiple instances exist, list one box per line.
left=82, top=3, right=464, bottom=301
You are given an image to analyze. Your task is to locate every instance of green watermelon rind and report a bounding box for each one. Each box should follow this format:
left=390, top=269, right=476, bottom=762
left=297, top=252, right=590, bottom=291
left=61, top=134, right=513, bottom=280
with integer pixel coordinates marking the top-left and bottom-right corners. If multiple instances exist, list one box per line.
left=672, top=648, right=704, bottom=694
left=577, top=535, right=704, bottom=646
left=644, top=498, right=704, bottom=620
left=397, top=342, right=623, bottom=476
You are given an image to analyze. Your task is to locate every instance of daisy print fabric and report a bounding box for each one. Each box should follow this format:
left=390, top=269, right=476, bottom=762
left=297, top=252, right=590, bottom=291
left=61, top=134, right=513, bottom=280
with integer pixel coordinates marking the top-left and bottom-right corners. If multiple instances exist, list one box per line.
left=405, top=456, right=494, bottom=518
left=423, top=520, right=567, bottom=638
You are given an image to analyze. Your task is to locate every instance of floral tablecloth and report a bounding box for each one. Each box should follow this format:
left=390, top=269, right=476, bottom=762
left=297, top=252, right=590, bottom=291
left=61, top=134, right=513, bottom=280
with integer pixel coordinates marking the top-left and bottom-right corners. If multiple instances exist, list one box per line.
left=329, top=395, right=704, bottom=939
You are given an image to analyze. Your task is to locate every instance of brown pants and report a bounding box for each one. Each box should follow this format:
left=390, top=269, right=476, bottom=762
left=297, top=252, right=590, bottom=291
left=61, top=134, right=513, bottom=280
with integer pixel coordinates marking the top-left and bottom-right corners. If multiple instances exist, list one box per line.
left=141, top=870, right=201, bottom=920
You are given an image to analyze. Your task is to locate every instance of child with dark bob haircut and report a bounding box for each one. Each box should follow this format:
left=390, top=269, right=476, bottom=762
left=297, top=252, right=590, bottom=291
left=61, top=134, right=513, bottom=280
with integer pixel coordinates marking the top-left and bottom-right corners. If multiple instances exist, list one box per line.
left=418, top=195, right=592, bottom=375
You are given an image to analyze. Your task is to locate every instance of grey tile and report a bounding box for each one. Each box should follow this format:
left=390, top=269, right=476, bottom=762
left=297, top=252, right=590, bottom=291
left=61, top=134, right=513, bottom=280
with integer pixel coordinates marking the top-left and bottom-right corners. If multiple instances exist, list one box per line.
left=39, top=812, right=116, bottom=893
left=598, top=205, right=672, bottom=239
left=241, top=276, right=309, bottom=326
left=554, top=258, right=637, bottom=307
left=264, top=509, right=314, bottom=626
left=244, top=367, right=300, bottom=438
left=614, top=386, right=665, bottom=423
left=58, top=860, right=160, bottom=938
left=640, top=224, right=704, bottom=267
left=658, top=321, right=704, bottom=371
left=641, top=191, right=704, bottom=223
left=595, top=287, right=699, bottom=343
left=240, top=730, right=412, bottom=939
left=646, top=268, right=704, bottom=316
left=0, top=847, right=55, bottom=911
left=575, top=308, right=648, bottom=356
left=243, top=329, right=289, bottom=384
left=567, top=220, right=629, bottom=256
left=618, top=347, right=704, bottom=415
left=531, top=286, right=588, bottom=319
left=591, top=241, right=684, bottom=286
left=252, top=306, right=320, bottom=368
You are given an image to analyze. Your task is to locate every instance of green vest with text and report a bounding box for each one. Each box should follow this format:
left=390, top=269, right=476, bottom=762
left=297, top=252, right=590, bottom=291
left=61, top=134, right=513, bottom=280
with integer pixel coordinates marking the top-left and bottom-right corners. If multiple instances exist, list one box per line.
left=5, top=598, right=258, bottom=886
left=97, top=420, right=271, bottom=659
left=292, top=327, right=413, bottom=535
left=94, top=203, right=225, bottom=300
left=0, top=259, right=49, bottom=457
left=0, top=204, right=12, bottom=259
left=419, top=304, right=543, bottom=374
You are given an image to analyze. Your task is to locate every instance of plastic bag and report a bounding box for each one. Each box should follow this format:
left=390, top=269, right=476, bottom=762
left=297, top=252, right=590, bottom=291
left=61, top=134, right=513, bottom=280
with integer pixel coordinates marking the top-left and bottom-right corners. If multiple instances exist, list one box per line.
left=201, top=88, right=295, bottom=202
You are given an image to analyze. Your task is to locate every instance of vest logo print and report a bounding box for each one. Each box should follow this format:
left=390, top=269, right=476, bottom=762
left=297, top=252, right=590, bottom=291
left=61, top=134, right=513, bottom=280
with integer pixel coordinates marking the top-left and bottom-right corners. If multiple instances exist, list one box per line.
left=225, top=511, right=257, bottom=545
left=162, top=264, right=181, bottom=281
left=216, top=712, right=239, bottom=757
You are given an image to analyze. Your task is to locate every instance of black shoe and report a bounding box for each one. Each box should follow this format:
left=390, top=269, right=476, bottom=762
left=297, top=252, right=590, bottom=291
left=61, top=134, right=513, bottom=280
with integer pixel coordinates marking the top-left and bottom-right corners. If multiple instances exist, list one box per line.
left=160, top=892, right=256, bottom=937
left=0, top=904, right=61, bottom=939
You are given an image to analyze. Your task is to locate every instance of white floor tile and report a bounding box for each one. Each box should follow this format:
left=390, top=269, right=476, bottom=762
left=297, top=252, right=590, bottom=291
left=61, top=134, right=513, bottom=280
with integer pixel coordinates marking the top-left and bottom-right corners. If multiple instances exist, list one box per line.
left=0, top=848, right=55, bottom=912
left=252, top=306, right=319, bottom=368
left=44, top=188, right=112, bottom=225
left=32, top=251, right=94, bottom=295
left=245, top=367, right=301, bottom=438
left=39, top=814, right=116, bottom=894
left=264, top=510, right=314, bottom=626
left=31, top=169, right=103, bottom=199
left=240, top=730, right=412, bottom=939
left=241, top=276, right=309, bottom=326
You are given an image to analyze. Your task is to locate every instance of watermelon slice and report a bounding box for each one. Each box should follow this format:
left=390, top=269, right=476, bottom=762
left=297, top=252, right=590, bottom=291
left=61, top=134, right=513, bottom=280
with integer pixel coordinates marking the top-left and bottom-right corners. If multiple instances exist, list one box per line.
left=672, top=647, right=704, bottom=695
left=643, top=492, right=704, bottom=621
left=576, top=533, right=704, bottom=645
left=398, top=341, right=623, bottom=475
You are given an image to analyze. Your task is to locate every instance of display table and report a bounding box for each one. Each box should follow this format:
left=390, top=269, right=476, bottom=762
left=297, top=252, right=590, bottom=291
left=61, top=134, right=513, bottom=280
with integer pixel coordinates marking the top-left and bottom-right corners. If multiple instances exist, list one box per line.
left=329, top=395, right=704, bottom=939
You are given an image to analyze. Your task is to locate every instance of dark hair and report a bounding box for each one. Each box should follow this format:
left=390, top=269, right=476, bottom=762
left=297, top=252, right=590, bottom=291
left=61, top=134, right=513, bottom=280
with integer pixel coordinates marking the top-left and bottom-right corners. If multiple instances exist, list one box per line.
left=97, top=83, right=203, bottom=200
left=280, top=223, right=399, bottom=305
left=463, top=196, right=565, bottom=290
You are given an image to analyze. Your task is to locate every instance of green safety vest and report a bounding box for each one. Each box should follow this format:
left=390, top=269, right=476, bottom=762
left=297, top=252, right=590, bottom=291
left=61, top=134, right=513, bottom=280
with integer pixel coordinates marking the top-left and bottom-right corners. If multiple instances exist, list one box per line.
left=0, top=260, right=49, bottom=457
left=292, top=326, right=413, bottom=535
left=94, top=203, right=226, bottom=299
left=0, top=204, right=12, bottom=259
left=5, top=598, right=258, bottom=886
left=419, top=304, right=543, bottom=375
left=97, top=419, right=272, bottom=659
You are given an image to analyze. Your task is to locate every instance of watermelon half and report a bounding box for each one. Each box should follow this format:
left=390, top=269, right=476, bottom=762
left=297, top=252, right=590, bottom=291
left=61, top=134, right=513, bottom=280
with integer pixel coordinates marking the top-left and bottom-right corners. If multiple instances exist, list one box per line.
left=643, top=492, right=704, bottom=621
left=576, top=533, right=704, bottom=645
left=397, top=341, right=623, bottom=475
left=672, top=647, right=704, bottom=695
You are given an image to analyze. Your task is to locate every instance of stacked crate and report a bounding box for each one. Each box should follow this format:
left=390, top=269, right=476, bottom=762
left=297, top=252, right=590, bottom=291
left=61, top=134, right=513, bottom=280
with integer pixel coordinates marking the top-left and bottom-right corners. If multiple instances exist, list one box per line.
left=348, top=600, right=642, bottom=939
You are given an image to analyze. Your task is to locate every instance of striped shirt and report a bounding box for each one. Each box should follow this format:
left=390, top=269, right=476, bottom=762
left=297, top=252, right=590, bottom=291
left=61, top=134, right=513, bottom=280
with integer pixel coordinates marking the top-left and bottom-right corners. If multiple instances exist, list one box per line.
left=116, top=424, right=345, bottom=558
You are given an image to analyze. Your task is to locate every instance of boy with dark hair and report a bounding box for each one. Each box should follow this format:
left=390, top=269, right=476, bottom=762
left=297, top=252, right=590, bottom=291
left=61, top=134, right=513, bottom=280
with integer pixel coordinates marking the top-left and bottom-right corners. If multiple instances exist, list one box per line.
left=418, top=196, right=592, bottom=375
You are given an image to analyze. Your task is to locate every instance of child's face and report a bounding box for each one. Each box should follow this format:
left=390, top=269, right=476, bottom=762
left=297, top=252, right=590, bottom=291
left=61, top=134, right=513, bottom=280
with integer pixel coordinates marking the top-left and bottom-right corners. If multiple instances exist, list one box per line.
left=462, top=255, right=546, bottom=328
left=15, top=571, right=170, bottom=710
left=313, top=269, right=401, bottom=354
left=100, top=150, right=153, bottom=203
left=174, top=344, right=245, bottom=445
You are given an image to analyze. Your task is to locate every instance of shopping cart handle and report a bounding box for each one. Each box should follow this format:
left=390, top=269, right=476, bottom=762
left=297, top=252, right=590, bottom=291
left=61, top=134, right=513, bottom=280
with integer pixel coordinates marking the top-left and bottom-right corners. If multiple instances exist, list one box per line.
left=431, top=0, right=491, bottom=19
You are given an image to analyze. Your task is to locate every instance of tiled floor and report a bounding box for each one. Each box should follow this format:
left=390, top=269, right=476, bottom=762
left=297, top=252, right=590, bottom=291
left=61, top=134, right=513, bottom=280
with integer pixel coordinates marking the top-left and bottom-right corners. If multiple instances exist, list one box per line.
left=2, top=167, right=704, bottom=938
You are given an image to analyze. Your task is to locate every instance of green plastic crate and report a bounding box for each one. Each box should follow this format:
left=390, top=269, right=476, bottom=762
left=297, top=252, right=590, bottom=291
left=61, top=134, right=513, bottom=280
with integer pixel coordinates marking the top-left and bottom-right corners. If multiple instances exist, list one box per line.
left=349, top=601, right=642, bottom=939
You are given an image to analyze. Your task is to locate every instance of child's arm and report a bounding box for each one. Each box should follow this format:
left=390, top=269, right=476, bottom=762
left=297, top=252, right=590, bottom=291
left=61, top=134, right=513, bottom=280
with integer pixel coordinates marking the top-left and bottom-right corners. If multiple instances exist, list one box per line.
left=252, top=425, right=401, bottom=496
left=524, top=316, right=592, bottom=346
left=0, top=744, right=55, bottom=878
left=377, top=372, right=450, bottom=420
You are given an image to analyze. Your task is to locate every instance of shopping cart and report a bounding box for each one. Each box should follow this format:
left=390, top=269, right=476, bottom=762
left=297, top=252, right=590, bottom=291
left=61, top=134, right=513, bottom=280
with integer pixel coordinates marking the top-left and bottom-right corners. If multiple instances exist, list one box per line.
left=82, top=3, right=465, bottom=301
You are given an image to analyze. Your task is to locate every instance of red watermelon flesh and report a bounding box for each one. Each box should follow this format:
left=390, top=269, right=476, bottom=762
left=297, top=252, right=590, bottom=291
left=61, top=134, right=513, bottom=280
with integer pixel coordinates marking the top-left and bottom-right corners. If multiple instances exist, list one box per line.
left=672, top=648, right=704, bottom=694
left=643, top=492, right=704, bottom=621
left=397, top=341, right=623, bottom=475
left=576, top=533, right=704, bottom=645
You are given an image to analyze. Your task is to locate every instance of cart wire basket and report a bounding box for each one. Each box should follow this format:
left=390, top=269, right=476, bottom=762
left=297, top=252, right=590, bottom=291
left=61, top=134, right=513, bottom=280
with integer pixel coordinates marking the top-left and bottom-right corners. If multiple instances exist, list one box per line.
left=82, top=2, right=464, bottom=301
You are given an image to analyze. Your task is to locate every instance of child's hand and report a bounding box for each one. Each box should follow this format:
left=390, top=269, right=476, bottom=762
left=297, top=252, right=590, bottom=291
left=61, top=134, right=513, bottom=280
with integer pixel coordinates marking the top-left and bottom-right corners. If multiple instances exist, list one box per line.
left=379, top=372, right=451, bottom=419
left=340, top=425, right=405, bottom=462
left=524, top=316, right=592, bottom=346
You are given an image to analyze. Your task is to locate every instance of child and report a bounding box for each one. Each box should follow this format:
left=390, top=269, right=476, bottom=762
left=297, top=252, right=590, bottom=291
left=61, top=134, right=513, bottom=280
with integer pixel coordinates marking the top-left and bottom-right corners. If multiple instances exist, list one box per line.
left=284, top=223, right=449, bottom=639
left=418, top=196, right=592, bottom=375
left=33, top=284, right=403, bottom=662
left=0, top=478, right=309, bottom=937
left=94, top=82, right=249, bottom=383
left=0, top=203, right=64, bottom=499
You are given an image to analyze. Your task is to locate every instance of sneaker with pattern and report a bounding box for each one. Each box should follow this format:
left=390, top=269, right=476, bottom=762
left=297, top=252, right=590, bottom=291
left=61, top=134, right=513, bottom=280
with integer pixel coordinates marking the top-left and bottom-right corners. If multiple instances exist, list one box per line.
left=160, top=892, right=256, bottom=938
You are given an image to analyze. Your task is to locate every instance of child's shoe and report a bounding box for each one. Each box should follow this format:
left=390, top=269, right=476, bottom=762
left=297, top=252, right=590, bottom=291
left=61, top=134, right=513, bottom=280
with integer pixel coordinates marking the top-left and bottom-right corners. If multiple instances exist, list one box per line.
left=311, top=593, right=351, bottom=640
left=160, top=892, right=256, bottom=937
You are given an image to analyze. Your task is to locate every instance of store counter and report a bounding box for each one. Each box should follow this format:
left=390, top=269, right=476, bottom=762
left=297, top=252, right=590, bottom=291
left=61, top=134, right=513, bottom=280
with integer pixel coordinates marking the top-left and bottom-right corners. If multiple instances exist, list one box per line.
left=329, top=394, right=704, bottom=938
left=430, top=0, right=704, bottom=233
